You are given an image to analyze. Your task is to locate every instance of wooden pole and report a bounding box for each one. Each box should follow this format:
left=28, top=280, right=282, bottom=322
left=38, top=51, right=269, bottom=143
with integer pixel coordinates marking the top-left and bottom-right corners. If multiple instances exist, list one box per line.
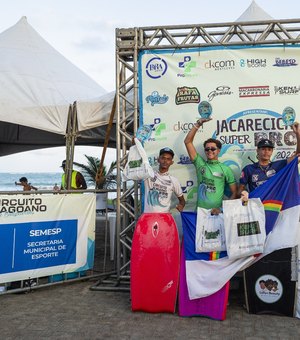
left=95, top=94, right=117, bottom=188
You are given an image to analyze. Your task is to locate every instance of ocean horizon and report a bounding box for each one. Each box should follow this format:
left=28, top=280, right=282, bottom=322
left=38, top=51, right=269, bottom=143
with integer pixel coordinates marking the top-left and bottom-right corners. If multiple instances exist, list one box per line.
left=0, top=172, right=63, bottom=192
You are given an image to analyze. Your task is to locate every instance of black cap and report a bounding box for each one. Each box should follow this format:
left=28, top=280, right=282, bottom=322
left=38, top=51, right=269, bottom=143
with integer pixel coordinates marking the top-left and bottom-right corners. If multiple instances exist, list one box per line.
left=61, top=160, right=66, bottom=167
left=257, top=139, right=274, bottom=148
left=159, top=147, right=174, bottom=158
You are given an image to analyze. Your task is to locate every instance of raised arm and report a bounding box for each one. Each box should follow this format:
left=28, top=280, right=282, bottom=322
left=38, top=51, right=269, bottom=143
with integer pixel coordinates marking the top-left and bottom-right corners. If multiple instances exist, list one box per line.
left=184, top=118, right=211, bottom=161
left=294, top=122, right=300, bottom=154
left=287, top=122, right=300, bottom=163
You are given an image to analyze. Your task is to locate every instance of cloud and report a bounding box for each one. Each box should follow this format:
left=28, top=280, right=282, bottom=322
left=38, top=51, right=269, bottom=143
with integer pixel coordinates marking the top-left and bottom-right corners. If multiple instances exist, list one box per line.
left=74, top=35, right=113, bottom=52
left=71, top=18, right=122, bottom=52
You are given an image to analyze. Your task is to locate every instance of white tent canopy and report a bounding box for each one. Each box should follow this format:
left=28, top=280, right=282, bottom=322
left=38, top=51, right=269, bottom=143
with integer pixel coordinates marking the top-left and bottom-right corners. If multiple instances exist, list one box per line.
left=235, top=0, right=273, bottom=22
left=0, top=17, right=116, bottom=156
left=76, top=91, right=116, bottom=132
left=216, top=1, right=277, bottom=49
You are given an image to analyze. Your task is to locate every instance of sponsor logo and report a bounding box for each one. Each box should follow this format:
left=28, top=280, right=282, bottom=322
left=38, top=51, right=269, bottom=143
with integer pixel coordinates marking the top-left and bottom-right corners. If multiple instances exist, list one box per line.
left=177, top=55, right=197, bottom=77
left=147, top=118, right=167, bottom=142
left=145, top=57, right=168, bottom=79
left=274, top=86, right=300, bottom=95
left=180, top=180, right=197, bottom=201
left=205, top=59, right=235, bottom=71
left=173, top=121, right=201, bottom=133
left=237, top=221, right=261, bottom=236
left=255, top=275, right=283, bottom=304
left=177, top=155, right=193, bottom=165
left=148, top=155, right=158, bottom=167
left=273, top=58, right=297, bottom=67
left=207, top=86, right=233, bottom=101
left=145, top=91, right=169, bottom=106
left=181, top=180, right=194, bottom=194
left=239, top=86, right=270, bottom=98
left=240, top=59, right=267, bottom=68
left=175, top=86, right=200, bottom=105
left=151, top=222, right=159, bottom=238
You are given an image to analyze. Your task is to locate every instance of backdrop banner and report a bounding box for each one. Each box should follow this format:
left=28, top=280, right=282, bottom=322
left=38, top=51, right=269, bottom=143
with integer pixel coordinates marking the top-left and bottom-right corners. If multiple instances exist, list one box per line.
left=138, top=45, right=300, bottom=210
left=0, top=194, right=95, bottom=283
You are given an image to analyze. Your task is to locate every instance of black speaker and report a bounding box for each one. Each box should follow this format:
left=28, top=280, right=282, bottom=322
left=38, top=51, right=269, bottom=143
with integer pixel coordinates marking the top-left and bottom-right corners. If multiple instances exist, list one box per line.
left=244, top=248, right=297, bottom=316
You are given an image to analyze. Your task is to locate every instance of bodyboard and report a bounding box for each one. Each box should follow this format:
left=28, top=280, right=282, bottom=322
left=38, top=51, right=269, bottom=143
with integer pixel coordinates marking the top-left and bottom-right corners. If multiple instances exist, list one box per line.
left=130, top=213, right=180, bottom=313
left=178, top=241, right=230, bottom=320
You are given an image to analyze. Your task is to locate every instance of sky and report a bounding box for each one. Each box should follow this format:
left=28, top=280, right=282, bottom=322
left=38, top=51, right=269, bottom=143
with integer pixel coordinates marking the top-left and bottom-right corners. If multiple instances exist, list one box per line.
left=0, top=0, right=299, bottom=172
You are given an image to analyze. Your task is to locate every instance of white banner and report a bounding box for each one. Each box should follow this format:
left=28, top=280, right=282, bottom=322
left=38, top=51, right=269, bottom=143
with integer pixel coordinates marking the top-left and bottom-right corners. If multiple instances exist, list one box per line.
left=139, top=46, right=300, bottom=209
left=0, top=194, right=95, bottom=283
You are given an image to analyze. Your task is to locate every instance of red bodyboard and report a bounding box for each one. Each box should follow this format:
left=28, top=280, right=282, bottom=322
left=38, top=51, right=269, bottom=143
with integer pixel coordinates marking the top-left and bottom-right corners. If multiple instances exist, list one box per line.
left=130, top=213, right=180, bottom=313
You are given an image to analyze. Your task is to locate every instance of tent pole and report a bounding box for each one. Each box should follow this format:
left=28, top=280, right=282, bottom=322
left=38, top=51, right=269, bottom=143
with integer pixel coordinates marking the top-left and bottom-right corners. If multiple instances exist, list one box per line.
left=64, top=103, right=77, bottom=189
left=65, top=104, right=73, bottom=189
left=69, top=102, right=78, bottom=184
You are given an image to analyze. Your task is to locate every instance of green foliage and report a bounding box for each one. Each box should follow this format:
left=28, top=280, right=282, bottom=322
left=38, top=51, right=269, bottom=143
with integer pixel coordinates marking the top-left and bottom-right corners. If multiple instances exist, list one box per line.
left=73, top=155, right=117, bottom=189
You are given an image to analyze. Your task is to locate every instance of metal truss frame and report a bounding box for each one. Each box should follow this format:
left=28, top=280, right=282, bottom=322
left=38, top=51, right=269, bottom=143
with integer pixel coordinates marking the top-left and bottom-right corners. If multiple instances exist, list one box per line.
left=96, top=19, right=300, bottom=290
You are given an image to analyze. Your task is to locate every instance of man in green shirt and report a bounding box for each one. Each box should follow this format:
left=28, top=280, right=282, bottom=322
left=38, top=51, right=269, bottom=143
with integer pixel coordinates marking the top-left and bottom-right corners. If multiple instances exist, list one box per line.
left=184, top=118, right=237, bottom=214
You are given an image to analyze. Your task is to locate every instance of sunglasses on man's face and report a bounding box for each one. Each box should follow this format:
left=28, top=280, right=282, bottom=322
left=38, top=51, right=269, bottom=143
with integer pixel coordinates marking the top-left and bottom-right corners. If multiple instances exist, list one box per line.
left=205, top=147, right=218, bottom=152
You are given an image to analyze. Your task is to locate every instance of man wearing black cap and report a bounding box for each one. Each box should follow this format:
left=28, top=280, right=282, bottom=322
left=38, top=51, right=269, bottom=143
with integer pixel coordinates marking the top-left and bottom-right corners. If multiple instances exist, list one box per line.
left=239, top=122, right=300, bottom=196
left=61, top=160, right=87, bottom=191
left=144, top=147, right=185, bottom=213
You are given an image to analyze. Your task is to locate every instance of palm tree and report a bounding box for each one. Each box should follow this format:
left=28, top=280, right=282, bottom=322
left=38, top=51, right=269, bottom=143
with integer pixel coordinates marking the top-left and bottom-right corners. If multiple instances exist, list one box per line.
left=73, top=155, right=117, bottom=189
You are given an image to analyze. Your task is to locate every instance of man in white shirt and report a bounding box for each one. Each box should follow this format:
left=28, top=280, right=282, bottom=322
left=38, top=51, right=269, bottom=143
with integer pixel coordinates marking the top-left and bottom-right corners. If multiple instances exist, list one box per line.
left=143, top=147, right=185, bottom=213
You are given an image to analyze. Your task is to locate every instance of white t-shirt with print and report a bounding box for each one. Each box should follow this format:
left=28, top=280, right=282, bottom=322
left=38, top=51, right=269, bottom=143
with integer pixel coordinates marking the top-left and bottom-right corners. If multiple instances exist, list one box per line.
left=143, top=170, right=183, bottom=213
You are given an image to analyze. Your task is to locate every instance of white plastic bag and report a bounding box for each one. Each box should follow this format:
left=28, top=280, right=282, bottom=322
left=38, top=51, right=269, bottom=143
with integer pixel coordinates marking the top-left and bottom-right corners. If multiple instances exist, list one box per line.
left=195, top=207, right=226, bottom=252
left=223, top=198, right=266, bottom=259
left=122, top=138, right=154, bottom=181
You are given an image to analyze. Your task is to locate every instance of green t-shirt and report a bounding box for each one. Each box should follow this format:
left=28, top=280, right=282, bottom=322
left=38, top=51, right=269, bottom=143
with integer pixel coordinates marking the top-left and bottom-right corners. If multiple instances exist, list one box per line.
left=193, top=154, right=236, bottom=209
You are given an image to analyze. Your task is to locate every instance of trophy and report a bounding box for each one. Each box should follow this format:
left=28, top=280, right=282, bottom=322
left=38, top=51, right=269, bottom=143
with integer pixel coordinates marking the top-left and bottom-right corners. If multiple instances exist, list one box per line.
left=282, top=106, right=296, bottom=126
left=136, top=125, right=152, bottom=142
left=198, top=101, right=212, bottom=119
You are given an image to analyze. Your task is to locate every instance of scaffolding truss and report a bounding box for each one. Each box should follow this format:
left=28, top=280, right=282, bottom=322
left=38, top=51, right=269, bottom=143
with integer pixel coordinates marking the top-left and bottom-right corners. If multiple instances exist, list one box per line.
left=95, top=19, right=300, bottom=291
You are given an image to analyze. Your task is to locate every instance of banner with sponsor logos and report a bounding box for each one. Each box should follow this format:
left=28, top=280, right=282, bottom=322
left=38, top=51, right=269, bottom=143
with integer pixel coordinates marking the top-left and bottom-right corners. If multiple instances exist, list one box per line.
left=0, top=194, right=95, bottom=283
left=138, top=45, right=300, bottom=210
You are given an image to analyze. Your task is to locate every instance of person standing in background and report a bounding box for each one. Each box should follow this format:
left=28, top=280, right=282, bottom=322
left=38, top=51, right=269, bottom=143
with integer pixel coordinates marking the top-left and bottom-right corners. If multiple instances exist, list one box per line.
left=15, top=177, right=37, bottom=191
left=60, top=160, right=87, bottom=190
